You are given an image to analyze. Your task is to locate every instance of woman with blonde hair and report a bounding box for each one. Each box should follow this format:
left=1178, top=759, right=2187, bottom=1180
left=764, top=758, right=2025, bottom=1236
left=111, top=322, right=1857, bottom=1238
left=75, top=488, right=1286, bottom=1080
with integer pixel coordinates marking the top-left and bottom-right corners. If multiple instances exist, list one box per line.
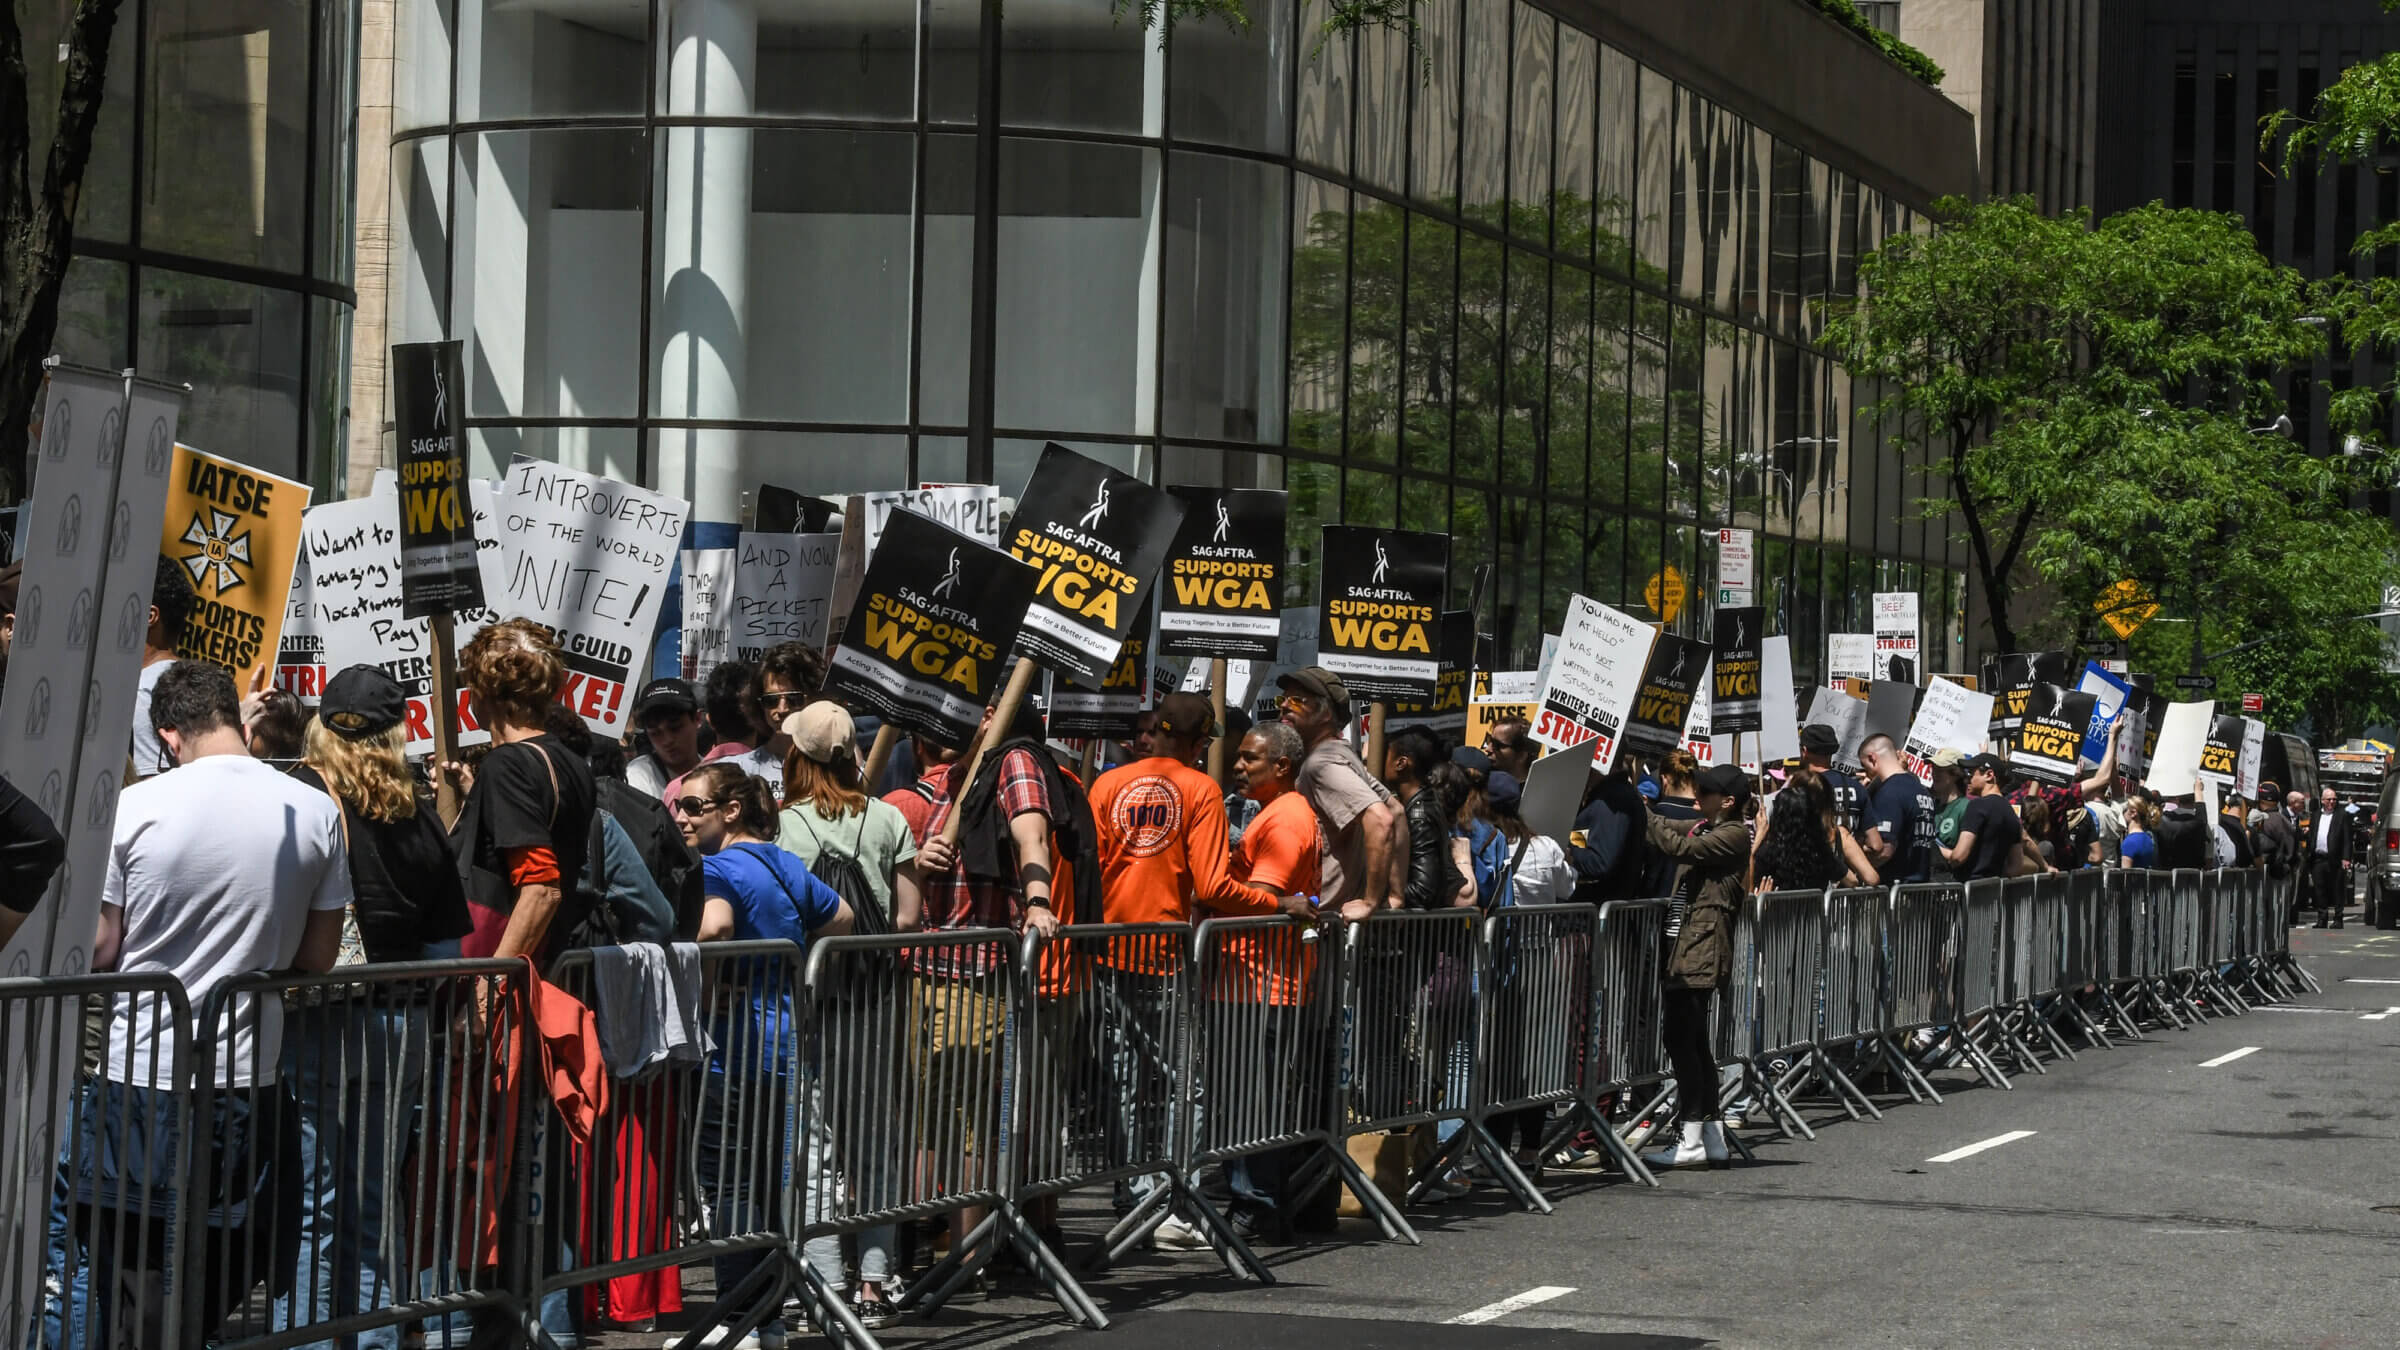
left=296, top=665, right=471, bottom=960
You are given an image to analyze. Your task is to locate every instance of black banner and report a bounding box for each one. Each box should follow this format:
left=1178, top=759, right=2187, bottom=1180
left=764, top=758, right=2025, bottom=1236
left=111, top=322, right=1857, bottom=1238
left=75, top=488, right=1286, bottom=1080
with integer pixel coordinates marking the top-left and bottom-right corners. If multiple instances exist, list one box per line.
left=2198, top=710, right=2245, bottom=789
left=1158, top=486, right=1284, bottom=661
left=823, top=508, right=1039, bottom=747
left=1007, top=444, right=1184, bottom=688
left=2008, top=683, right=2096, bottom=787
left=1711, top=606, right=1764, bottom=734
left=757, top=483, right=839, bottom=535
left=1049, top=597, right=1154, bottom=739
left=389, top=341, right=484, bottom=618
left=1389, top=609, right=1473, bottom=733
left=1622, top=632, right=1710, bottom=759
left=1317, top=524, right=1448, bottom=704
left=1986, top=651, right=2072, bottom=737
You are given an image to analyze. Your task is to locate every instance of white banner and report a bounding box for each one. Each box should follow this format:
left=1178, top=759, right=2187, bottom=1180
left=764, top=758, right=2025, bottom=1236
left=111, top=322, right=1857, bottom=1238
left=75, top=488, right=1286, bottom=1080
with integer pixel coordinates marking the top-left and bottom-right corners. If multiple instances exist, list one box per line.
left=729, top=531, right=840, bottom=663
left=1759, top=635, right=1800, bottom=763
left=678, top=547, right=737, bottom=685
left=2237, top=716, right=2265, bottom=800
left=1873, top=592, right=1920, bottom=676
left=1530, top=596, right=1657, bottom=772
left=855, top=483, right=1001, bottom=557
left=2145, top=700, right=2214, bottom=796
left=1827, top=632, right=1877, bottom=686
left=1902, top=676, right=1993, bottom=776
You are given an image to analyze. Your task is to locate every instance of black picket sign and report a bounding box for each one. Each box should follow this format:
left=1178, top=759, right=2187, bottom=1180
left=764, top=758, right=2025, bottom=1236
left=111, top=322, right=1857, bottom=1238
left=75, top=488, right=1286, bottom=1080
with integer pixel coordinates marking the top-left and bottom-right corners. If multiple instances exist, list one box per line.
left=1158, top=486, right=1285, bottom=661
left=1622, top=632, right=1710, bottom=759
left=822, top=508, right=1039, bottom=747
left=1049, top=597, right=1155, bottom=738
left=1317, top=524, right=1449, bottom=704
left=1711, top=606, right=1764, bottom=734
left=2008, top=684, right=2095, bottom=787
left=389, top=341, right=484, bottom=618
left=1006, top=444, right=1185, bottom=688
left=1388, top=609, right=1474, bottom=731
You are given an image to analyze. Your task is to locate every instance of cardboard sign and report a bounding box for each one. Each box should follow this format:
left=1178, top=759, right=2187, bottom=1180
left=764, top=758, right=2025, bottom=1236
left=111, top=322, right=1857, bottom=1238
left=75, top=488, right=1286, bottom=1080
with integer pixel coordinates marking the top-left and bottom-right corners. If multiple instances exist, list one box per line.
left=488, top=459, right=687, bottom=738
left=1621, top=632, right=1710, bottom=760
left=2236, top=717, right=2265, bottom=799
left=2075, top=662, right=2133, bottom=767
left=729, top=531, right=840, bottom=662
left=1006, top=445, right=1184, bottom=687
left=389, top=340, right=484, bottom=617
left=2198, top=711, right=2245, bottom=790
left=1160, top=486, right=1286, bottom=661
left=1049, top=598, right=1155, bottom=739
left=1873, top=591, right=1919, bottom=680
left=1389, top=610, right=1473, bottom=734
left=1530, top=596, right=1657, bottom=772
left=1520, top=738, right=1598, bottom=844
left=1827, top=632, right=1876, bottom=687
left=825, top=507, right=1039, bottom=746
left=2145, top=700, right=2213, bottom=796
left=1759, top=635, right=1801, bottom=763
left=1317, top=523, right=1448, bottom=704
left=1803, top=686, right=1871, bottom=771
left=1902, top=676, right=1993, bottom=777
left=1866, top=679, right=1919, bottom=743
left=857, top=484, right=1002, bottom=556
left=677, top=546, right=737, bottom=684
left=159, top=444, right=310, bottom=690
left=2008, top=684, right=2097, bottom=787
left=1709, top=606, right=1764, bottom=734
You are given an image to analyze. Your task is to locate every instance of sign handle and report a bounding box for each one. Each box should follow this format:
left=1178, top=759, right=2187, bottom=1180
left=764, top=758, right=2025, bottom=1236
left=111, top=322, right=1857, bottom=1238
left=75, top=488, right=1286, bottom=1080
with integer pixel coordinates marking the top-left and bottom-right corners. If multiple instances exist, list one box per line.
left=938, top=656, right=1039, bottom=847
left=1365, top=701, right=1389, bottom=780
left=1077, top=739, right=1098, bottom=782
left=1206, top=657, right=1228, bottom=780
left=429, top=612, right=463, bottom=826
left=862, top=723, right=899, bottom=790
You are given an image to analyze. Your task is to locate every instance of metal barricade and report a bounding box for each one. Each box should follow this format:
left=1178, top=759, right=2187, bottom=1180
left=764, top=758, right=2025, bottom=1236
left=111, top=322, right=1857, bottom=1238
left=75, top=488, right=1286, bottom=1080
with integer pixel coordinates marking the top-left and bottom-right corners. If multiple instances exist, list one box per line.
left=2164, top=869, right=2213, bottom=1022
left=1747, top=890, right=1831, bottom=1134
left=190, top=958, right=531, bottom=1350
left=2196, top=871, right=2250, bottom=1014
left=2055, top=869, right=2124, bottom=1047
left=1952, top=879, right=2017, bottom=1086
left=1587, top=901, right=1667, bottom=1184
left=2010, top=874, right=2075, bottom=1063
left=1187, top=915, right=1415, bottom=1249
left=1816, top=886, right=1893, bottom=1115
left=7, top=972, right=194, bottom=1350
left=1469, top=903, right=1603, bottom=1208
left=1884, top=882, right=1961, bottom=1098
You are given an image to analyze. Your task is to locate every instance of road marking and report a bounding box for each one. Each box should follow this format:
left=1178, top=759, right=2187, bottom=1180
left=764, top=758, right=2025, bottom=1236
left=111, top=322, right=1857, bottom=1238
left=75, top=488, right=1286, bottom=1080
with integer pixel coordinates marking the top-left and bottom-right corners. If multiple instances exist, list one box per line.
left=1927, top=1131, right=2037, bottom=1163
left=2361, top=1007, right=2400, bottom=1021
left=1450, top=1286, right=1576, bottom=1325
left=2343, top=977, right=2400, bottom=983
left=2199, top=1047, right=2261, bottom=1067
left=2254, top=1005, right=2344, bottom=1014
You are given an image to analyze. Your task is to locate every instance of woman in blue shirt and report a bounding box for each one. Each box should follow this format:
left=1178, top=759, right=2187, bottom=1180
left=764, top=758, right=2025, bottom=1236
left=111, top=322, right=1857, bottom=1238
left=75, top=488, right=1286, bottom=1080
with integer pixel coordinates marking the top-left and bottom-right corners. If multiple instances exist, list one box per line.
left=2119, top=798, right=2159, bottom=869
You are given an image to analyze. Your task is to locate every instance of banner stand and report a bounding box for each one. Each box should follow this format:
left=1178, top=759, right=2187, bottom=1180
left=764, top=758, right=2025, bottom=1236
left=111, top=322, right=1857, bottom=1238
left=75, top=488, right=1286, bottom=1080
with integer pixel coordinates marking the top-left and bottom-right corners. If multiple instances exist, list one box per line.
left=429, top=613, right=463, bottom=825
left=940, top=656, right=1040, bottom=846
left=1207, top=657, right=1228, bottom=779
left=1078, top=740, right=1098, bottom=782
left=862, top=723, right=899, bottom=791
left=1366, top=702, right=1389, bottom=782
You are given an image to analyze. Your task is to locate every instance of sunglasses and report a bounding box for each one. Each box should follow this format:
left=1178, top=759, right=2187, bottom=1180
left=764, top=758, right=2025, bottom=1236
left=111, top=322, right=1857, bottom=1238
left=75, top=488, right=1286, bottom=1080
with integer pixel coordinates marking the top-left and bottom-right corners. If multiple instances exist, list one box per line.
left=673, top=795, right=724, bottom=817
left=1278, top=693, right=1321, bottom=712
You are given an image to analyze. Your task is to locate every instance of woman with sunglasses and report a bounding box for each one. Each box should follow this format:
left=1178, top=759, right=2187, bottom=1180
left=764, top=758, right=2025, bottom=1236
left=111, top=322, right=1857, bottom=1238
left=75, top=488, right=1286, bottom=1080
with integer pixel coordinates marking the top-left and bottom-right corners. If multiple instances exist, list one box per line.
left=678, top=763, right=855, bottom=1344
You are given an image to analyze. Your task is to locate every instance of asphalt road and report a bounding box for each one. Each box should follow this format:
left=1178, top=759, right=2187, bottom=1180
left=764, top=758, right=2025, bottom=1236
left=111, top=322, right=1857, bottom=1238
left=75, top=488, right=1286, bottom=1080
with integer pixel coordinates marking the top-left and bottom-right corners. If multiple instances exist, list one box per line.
left=610, top=925, right=2400, bottom=1350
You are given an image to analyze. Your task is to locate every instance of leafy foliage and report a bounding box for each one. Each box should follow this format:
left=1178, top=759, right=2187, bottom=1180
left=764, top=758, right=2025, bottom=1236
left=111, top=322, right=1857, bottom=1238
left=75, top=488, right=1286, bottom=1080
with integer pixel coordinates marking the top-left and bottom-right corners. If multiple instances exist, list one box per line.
left=1806, top=0, right=1945, bottom=85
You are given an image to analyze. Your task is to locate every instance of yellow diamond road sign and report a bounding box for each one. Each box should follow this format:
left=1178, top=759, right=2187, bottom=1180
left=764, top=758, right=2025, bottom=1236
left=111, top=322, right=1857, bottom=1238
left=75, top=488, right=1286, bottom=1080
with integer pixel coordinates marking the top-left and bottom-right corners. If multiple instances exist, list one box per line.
left=1644, top=565, right=1688, bottom=625
left=2096, top=579, right=2160, bottom=640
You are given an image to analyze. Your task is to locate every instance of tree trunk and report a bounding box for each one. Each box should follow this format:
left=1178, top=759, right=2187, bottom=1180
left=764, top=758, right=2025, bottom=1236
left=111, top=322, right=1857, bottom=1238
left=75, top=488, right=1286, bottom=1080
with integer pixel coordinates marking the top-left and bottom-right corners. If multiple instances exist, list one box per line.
left=0, top=0, right=127, bottom=503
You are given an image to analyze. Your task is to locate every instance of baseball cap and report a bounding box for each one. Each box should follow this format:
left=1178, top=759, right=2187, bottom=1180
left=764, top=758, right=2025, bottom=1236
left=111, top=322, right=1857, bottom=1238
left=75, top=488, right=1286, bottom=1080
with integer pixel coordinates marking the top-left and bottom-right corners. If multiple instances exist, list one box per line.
left=320, top=665, right=408, bottom=740
left=783, top=700, right=856, bottom=766
left=1928, top=748, right=1968, bottom=770
left=1484, top=770, right=1523, bottom=815
left=1696, top=764, right=1751, bottom=799
left=1276, top=665, right=1350, bottom=711
left=1799, top=723, right=1840, bottom=754
left=635, top=677, right=699, bottom=720
left=1450, top=746, right=1493, bottom=778
left=1964, top=752, right=2008, bottom=778
left=1155, top=691, right=1219, bottom=740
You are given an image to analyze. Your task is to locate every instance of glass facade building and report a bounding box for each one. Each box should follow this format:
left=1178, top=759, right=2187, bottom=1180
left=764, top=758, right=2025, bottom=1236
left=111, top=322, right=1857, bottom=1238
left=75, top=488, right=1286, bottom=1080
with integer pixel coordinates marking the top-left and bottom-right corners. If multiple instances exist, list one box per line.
left=383, top=0, right=1971, bottom=678
left=36, top=0, right=359, bottom=486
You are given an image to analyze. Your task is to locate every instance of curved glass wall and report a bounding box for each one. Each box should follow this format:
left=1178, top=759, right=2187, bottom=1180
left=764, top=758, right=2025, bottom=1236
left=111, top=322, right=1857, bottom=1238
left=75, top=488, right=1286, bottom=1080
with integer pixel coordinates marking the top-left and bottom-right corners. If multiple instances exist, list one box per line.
left=387, top=0, right=1967, bottom=678
left=36, top=0, right=358, bottom=487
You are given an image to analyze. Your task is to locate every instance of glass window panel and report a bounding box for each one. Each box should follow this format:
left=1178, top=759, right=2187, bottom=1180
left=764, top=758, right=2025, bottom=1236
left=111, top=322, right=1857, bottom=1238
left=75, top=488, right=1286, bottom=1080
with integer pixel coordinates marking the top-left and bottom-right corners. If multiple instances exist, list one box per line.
left=1671, top=86, right=1705, bottom=302
left=994, top=138, right=1158, bottom=435
left=1002, top=0, right=1152, bottom=133
left=458, top=129, right=643, bottom=420
left=315, top=0, right=358, bottom=282
left=1164, top=152, right=1289, bottom=443
left=1665, top=305, right=1703, bottom=520
left=140, top=269, right=305, bottom=479
left=1401, top=476, right=1446, bottom=534
left=1403, top=216, right=1457, bottom=475
left=1556, top=27, right=1597, bottom=267
left=1549, top=266, right=1593, bottom=501
left=1666, top=522, right=1697, bottom=638
left=1729, top=327, right=1767, bottom=529
left=1592, top=278, right=1632, bottom=507
left=308, top=294, right=351, bottom=492
left=1791, top=543, right=1825, bottom=686
left=928, top=0, right=980, bottom=124
left=1584, top=507, right=1627, bottom=615
left=24, top=0, right=134, bottom=240
left=1626, top=516, right=1665, bottom=628
left=1288, top=174, right=1348, bottom=459
left=1812, top=369, right=1852, bottom=543
left=51, top=257, right=130, bottom=372
left=919, top=134, right=975, bottom=426
left=1738, top=119, right=1774, bottom=324
left=996, top=438, right=1140, bottom=496
left=1800, top=157, right=1835, bottom=343
left=1493, top=492, right=1537, bottom=653
left=466, top=0, right=641, bottom=120
left=144, top=0, right=311, bottom=273
left=1507, top=6, right=1552, bottom=244
left=758, top=4, right=918, bottom=120
left=389, top=138, right=450, bottom=349
left=1541, top=498, right=1582, bottom=632
left=1703, top=319, right=1741, bottom=530
left=1451, top=485, right=1493, bottom=612
left=1284, top=457, right=1339, bottom=607
left=1634, top=64, right=1672, bottom=280
left=472, top=425, right=641, bottom=484
left=1832, top=173, right=1863, bottom=299
left=1453, top=231, right=1502, bottom=481
left=1501, top=250, right=1546, bottom=489
left=1295, top=0, right=1350, bottom=175
left=1344, top=469, right=1395, bottom=526
left=1349, top=199, right=1403, bottom=465
left=1160, top=444, right=1226, bottom=487
left=1356, top=19, right=1410, bottom=194
left=1770, top=137, right=1806, bottom=338
left=920, top=435, right=968, bottom=485
left=1171, top=0, right=1292, bottom=151
left=1410, top=0, right=1461, bottom=207
left=1758, top=535, right=1790, bottom=640
left=1596, top=44, right=1635, bottom=278
left=1767, top=339, right=1805, bottom=536
left=1460, top=0, right=1506, bottom=226
left=1628, top=291, right=1667, bottom=516
left=393, top=0, right=453, bottom=131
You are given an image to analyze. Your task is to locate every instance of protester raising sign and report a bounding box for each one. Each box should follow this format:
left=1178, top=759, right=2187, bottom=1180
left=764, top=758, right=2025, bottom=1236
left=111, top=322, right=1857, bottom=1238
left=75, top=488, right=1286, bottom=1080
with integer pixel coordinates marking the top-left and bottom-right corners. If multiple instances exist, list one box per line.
left=1621, top=632, right=1710, bottom=760
left=1388, top=610, right=1472, bottom=734
left=1902, top=676, right=1994, bottom=777
left=2009, top=683, right=2097, bottom=787
left=728, top=531, right=839, bottom=663
left=1159, top=486, right=1285, bottom=661
left=159, top=444, right=310, bottom=692
left=1710, top=606, right=1764, bottom=734
left=1317, top=524, right=1448, bottom=705
left=2074, top=662, right=2132, bottom=766
left=1530, top=595, right=1656, bottom=771
left=825, top=507, right=1039, bottom=746
left=1005, top=445, right=1184, bottom=687
left=389, top=341, right=484, bottom=617
left=1050, top=598, right=1155, bottom=739
left=487, top=459, right=686, bottom=737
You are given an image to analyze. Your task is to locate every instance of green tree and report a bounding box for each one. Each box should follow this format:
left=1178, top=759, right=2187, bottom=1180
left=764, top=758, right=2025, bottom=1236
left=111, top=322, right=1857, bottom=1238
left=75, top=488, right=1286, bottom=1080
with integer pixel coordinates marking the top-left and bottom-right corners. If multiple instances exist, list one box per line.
left=2, top=0, right=127, bottom=500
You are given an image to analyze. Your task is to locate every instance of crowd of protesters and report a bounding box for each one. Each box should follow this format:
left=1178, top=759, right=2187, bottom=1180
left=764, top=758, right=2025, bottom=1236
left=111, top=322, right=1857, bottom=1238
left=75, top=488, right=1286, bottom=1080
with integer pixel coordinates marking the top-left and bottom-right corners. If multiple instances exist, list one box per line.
left=0, top=556, right=2375, bottom=1347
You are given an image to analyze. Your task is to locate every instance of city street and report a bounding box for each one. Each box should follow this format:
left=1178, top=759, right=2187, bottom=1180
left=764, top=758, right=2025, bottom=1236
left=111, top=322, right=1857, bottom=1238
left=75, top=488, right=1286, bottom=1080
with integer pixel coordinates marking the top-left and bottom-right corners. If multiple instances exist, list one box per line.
left=767, top=926, right=2400, bottom=1350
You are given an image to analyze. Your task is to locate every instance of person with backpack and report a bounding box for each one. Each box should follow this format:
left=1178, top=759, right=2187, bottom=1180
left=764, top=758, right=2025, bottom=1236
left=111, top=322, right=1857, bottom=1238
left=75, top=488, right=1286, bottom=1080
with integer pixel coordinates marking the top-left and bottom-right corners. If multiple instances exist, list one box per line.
left=777, top=701, right=923, bottom=935
left=545, top=703, right=700, bottom=945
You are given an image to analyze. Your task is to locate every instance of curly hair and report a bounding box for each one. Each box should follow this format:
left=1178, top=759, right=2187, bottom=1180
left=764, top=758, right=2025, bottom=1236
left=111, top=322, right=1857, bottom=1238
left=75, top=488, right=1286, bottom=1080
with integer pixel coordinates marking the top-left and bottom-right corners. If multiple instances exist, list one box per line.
left=1755, top=769, right=1843, bottom=892
left=746, top=642, right=827, bottom=739
left=458, top=618, right=565, bottom=731
left=302, top=718, right=419, bottom=823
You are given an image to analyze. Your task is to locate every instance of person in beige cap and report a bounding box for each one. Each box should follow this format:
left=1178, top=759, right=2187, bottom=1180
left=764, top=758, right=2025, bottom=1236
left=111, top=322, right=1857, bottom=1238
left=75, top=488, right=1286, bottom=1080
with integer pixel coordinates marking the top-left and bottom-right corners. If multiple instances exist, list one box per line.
left=1275, top=666, right=1401, bottom=919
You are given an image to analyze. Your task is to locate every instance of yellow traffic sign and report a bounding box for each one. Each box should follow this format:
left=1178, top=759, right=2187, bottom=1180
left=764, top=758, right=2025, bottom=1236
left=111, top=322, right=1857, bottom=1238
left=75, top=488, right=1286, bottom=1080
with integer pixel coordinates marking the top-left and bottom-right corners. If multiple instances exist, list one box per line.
left=1644, top=565, right=1687, bottom=625
left=2095, top=578, right=2160, bottom=640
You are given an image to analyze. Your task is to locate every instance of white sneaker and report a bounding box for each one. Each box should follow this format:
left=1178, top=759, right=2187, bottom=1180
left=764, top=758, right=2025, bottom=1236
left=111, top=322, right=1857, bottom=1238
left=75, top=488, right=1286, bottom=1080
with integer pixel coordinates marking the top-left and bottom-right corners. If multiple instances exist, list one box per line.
left=1150, top=1216, right=1211, bottom=1251
left=1700, top=1120, right=1732, bottom=1168
left=1640, top=1121, right=1708, bottom=1170
left=666, top=1325, right=786, bottom=1350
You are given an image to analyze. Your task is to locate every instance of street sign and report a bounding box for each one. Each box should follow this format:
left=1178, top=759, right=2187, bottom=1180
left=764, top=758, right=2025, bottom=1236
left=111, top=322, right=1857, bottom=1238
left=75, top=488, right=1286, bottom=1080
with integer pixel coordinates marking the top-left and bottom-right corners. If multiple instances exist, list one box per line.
left=1716, top=527, right=1754, bottom=591
left=2175, top=674, right=2217, bottom=691
left=2241, top=691, right=2263, bottom=713
left=2095, top=578, right=2160, bottom=640
left=1643, top=565, right=1687, bottom=625
left=1716, top=586, right=1752, bottom=607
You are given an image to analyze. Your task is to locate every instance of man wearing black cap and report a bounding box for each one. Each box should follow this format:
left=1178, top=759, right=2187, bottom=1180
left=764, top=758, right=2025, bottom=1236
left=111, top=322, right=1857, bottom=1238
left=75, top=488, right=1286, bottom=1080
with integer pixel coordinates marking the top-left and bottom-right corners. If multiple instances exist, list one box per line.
left=1943, top=753, right=2036, bottom=880
left=1276, top=666, right=1401, bottom=919
left=1800, top=722, right=1863, bottom=836
left=626, top=676, right=706, bottom=799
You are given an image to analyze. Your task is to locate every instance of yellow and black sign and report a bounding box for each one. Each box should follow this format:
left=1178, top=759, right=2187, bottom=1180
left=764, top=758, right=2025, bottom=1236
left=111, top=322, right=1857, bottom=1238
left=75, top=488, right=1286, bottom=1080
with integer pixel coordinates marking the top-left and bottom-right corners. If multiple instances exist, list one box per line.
left=1159, top=486, right=1284, bottom=662
left=1623, top=632, right=1709, bottom=760
left=390, top=340, right=485, bottom=617
left=1710, top=607, right=1763, bottom=733
left=823, top=507, right=1038, bottom=746
left=2006, top=684, right=2097, bottom=786
left=2196, top=710, right=2246, bottom=790
left=1317, top=524, right=1447, bottom=705
left=1389, top=610, right=1472, bottom=733
left=160, top=444, right=310, bottom=690
left=1051, top=599, right=1153, bottom=738
left=1007, top=444, right=1185, bottom=688
left=1465, top=669, right=1540, bottom=754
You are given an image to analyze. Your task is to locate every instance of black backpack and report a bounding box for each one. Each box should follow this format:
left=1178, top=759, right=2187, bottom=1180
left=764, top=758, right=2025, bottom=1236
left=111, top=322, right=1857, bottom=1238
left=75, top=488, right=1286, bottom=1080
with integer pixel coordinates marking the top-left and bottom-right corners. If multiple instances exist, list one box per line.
left=785, top=806, right=891, bottom=935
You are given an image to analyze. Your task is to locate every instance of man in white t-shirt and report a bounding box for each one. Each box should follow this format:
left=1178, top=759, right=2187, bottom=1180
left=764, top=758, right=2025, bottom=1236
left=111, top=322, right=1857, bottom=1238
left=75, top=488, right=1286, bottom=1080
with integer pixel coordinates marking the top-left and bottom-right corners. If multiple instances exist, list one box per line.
left=126, top=557, right=198, bottom=782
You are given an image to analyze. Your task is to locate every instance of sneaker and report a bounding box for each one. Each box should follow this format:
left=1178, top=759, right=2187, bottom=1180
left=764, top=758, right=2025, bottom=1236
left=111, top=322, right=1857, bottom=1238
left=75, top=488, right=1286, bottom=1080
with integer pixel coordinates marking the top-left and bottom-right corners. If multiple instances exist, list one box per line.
left=668, top=1326, right=787, bottom=1350
left=853, top=1296, right=901, bottom=1330
left=1418, top=1172, right=1471, bottom=1202
left=1149, top=1216, right=1211, bottom=1251
left=1230, top=1207, right=1293, bottom=1245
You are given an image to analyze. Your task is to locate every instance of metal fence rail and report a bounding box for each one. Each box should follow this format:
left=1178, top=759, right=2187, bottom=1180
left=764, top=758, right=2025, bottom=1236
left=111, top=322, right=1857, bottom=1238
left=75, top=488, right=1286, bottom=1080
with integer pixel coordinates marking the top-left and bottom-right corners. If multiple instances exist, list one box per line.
left=1455, top=904, right=1603, bottom=1213
left=1816, top=886, right=1894, bottom=1116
